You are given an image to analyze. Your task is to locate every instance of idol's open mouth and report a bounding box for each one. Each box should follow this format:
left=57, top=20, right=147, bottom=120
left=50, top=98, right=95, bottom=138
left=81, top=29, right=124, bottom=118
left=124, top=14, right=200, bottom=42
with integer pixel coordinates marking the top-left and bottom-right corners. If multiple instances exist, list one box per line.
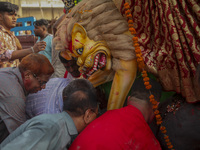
left=80, top=53, right=106, bottom=78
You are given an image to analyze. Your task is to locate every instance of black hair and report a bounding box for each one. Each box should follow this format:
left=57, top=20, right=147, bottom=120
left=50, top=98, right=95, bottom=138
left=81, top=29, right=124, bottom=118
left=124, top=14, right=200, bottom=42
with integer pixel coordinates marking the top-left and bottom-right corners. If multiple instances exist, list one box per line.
left=63, top=79, right=96, bottom=99
left=33, top=19, right=49, bottom=28
left=0, top=2, right=19, bottom=13
left=63, top=88, right=98, bottom=117
left=63, top=79, right=98, bottom=116
left=130, top=76, right=162, bottom=102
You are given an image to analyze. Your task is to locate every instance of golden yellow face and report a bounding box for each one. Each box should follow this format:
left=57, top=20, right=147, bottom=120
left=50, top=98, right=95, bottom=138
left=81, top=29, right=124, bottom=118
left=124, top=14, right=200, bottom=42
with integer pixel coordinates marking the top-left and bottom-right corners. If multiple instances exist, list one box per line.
left=71, top=23, right=112, bottom=81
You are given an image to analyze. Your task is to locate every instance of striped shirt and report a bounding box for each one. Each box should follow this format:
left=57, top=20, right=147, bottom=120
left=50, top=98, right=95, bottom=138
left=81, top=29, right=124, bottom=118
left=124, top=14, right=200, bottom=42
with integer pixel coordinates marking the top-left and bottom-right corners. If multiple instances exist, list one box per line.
left=26, top=78, right=70, bottom=118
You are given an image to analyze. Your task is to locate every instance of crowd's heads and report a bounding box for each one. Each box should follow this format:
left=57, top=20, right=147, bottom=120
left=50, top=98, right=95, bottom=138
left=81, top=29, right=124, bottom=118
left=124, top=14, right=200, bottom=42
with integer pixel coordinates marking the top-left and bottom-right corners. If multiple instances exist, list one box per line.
left=19, top=53, right=54, bottom=77
left=33, top=19, right=49, bottom=36
left=63, top=79, right=98, bottom=116
left=59, top=52, right=80, bottom=77
left=33, top=19, right=49, bottom=28
left=0, top=2, right=18, bottom=13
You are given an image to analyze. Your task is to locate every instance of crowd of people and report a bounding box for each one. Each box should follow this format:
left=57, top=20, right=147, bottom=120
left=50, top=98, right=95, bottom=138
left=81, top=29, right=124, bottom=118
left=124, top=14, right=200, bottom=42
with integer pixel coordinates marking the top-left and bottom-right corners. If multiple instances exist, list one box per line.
left=0, top=1, right=199, bottom=150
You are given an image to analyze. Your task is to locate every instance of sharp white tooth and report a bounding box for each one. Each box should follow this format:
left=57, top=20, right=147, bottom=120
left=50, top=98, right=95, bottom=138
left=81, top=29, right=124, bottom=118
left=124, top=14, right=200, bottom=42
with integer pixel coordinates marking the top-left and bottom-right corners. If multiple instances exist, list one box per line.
left=90, top=69, right=94, bottom=73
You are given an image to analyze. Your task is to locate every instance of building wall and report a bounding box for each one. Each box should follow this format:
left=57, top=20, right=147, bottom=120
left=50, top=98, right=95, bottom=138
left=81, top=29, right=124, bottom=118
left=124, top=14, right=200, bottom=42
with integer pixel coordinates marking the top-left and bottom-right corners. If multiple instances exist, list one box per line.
left=0, top=0, right=64, bottom=20
left=22, top=8, right=63, bottom=20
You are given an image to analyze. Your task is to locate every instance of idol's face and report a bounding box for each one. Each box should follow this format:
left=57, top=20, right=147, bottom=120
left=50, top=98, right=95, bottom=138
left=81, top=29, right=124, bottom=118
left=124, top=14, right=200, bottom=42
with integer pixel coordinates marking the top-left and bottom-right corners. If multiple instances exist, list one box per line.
left=71, top=23, right=112, bottom=86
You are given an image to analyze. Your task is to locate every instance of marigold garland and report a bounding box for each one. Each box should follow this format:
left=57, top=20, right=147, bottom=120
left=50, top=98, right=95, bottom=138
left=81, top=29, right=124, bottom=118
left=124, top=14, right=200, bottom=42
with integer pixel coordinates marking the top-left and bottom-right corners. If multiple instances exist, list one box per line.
left=124, top=2, right=174, bottom=150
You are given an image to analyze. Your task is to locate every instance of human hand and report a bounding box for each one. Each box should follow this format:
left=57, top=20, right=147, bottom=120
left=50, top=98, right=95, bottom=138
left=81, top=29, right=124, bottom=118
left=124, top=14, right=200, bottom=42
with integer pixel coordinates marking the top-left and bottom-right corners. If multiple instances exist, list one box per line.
left=32, top=41, right=46, bottom=53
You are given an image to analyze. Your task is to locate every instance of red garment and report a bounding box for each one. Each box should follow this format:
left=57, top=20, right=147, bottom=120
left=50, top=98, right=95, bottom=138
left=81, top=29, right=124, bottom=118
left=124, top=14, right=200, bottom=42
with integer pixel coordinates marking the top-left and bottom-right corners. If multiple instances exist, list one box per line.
left=64, top=70, right=68, bottom=78
left=120, top=0, right=200, bottom=102
left=69, top=105, right=161, bottom=150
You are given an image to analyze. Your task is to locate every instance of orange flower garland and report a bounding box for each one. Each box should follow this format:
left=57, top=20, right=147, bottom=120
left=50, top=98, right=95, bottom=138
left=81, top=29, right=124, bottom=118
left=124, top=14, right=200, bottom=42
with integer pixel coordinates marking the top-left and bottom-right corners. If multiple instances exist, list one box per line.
left=124, top=2, right=174, bottom=150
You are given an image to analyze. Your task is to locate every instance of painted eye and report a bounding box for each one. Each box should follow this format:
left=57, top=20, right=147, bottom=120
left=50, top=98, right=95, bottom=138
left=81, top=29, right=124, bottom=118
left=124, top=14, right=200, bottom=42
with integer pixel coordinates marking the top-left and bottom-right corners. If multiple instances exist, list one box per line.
left=76, top=48, right=83, bottom=55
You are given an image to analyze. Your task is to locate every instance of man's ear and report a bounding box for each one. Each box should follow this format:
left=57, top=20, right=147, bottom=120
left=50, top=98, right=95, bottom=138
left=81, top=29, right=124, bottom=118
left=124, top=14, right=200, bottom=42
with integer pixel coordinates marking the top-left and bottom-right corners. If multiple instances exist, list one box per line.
left=42, top=26, right=46, bottom=31
left=83, top=109, right=95, bottom=125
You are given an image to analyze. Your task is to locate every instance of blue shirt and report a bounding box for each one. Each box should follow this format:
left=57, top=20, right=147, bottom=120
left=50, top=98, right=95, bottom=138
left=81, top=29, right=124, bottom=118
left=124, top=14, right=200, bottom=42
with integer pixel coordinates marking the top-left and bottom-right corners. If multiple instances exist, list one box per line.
left=1, top=112, right=78, bottom=150
left=26, top=78, right=70, bottom=119
left=37, top=34, right=53, bottom=63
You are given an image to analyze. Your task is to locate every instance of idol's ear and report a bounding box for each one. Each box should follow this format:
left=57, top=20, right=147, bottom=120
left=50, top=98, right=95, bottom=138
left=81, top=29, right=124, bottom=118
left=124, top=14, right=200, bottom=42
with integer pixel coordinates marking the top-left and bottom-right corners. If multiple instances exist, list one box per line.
left=72, top=23, right=87, bottom=39
left=71, top=23, right=87, bottom=57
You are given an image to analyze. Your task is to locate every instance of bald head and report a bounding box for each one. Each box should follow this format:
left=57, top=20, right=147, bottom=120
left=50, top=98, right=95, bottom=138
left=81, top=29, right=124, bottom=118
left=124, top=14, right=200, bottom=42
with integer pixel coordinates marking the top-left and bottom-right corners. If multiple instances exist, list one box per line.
left=129, top=77, right=162, bottom=104
left=127, top=77, right=162, bottom=123
left=63, top=88, right=98, bottom=117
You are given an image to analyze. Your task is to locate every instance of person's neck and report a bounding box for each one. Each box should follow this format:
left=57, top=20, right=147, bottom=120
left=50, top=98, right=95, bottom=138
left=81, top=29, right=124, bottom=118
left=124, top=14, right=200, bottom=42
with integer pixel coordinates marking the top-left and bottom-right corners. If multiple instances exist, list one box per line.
left=40, top=32, right=49, bottom=41
left=140, top=105, right=153, bottom=124
left=129, top=99, right=152, bottom=124
left=0, top=24, right=11, bottom=32
left=67, top=111, right=85, bottom=133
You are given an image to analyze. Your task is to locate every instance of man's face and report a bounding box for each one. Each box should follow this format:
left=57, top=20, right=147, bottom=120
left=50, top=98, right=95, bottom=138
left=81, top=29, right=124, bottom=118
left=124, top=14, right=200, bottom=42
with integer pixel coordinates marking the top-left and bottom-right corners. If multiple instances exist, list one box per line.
left=63, top=59, right=80, bottom=77
left=0, top=11, right=17, bottom=30
left=34, top=25, right=43, bottom=37
left=23, top=73, right=50, bottom=93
